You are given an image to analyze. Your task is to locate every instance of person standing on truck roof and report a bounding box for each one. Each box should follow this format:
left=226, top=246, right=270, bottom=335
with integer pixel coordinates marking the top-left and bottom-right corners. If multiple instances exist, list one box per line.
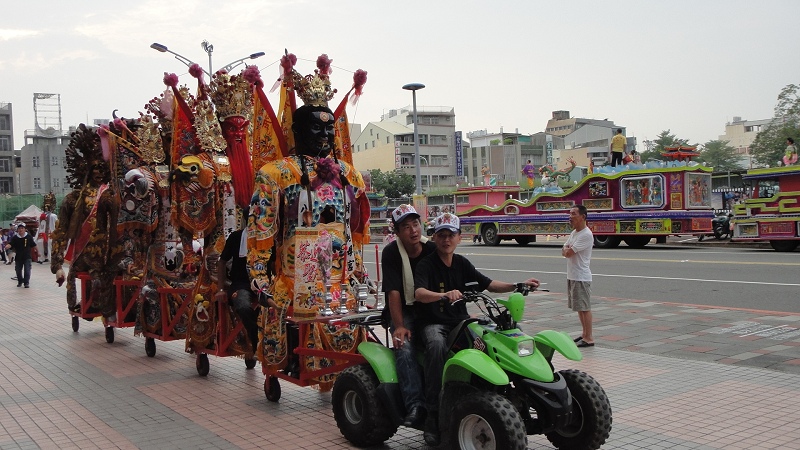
left=609, top=128, right=626, bottom=167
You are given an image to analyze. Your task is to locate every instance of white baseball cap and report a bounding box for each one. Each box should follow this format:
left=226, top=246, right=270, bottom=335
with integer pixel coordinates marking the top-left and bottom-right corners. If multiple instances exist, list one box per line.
left=433, top=213, right=460, bottom=234
left=391, top=204, right=420, bottom=225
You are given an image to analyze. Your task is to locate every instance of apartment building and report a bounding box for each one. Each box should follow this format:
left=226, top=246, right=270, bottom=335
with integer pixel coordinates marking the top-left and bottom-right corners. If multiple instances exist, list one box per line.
left=352, top=106, right=458, bottom=190
left=0, top=103, right=15, bottom=193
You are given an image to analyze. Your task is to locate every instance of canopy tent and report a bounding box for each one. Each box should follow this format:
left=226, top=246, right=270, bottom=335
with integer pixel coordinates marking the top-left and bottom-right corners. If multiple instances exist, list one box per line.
left=13, top=205, right=43, bottom=232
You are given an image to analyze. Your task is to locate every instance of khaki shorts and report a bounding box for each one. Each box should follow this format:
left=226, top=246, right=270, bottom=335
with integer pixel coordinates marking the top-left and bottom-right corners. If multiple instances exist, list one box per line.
left=567, top=280, right=591, bottom=312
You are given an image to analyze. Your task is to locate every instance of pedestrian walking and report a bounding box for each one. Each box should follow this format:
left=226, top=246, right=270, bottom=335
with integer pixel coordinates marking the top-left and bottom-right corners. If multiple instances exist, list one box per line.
left=561, top=205, right=594, bottom=347
left=5, top=224, right=36, bottom=288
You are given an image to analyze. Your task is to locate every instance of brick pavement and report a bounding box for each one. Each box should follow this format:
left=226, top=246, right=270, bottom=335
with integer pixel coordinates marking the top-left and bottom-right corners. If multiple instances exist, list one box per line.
left=1, top=263, right=800, bottom=449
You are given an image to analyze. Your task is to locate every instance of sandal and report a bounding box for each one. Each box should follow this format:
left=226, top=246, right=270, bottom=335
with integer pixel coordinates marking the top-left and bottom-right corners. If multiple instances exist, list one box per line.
left=576, top=339, right=595, bottom=348
left=573, top=336, right=583, bottom=342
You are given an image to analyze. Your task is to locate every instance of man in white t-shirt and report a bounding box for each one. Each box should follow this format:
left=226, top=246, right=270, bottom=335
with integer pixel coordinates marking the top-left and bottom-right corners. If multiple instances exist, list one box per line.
left=561, top=205, right=594, bottom=347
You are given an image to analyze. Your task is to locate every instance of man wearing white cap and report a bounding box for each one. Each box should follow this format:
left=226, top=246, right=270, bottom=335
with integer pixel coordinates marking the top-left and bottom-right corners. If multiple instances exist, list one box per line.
left=381, top=204, right=436, bottom=428
left=414, top=212, right=539, bottom=446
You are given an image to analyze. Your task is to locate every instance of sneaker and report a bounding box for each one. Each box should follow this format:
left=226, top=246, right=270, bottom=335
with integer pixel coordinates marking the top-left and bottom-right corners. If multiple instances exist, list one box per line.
left=17, top=283, right=22, bottom=287
left=24, top=284, right=29, bottom=288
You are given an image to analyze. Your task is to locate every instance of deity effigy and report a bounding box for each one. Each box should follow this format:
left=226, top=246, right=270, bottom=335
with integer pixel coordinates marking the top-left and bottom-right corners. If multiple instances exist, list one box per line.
left=179, top=65, right=255, bottom=361
left=50, top=124, right=120, bottom=318
left=247, top=53, right=372, bottom=388
left=130, top=84, right=200, bottom=343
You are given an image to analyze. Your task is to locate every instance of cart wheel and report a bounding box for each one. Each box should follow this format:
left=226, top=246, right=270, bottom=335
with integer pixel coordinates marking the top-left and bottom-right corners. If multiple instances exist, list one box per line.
left=72, top=316, right=79, bottom=332
left=264, top=376, right=281, bottom=402
left=105, top=326, right=114, bottom=344
left=245, top=358, right=257, bottom=369
left=145, top=337, right=156, bottom=357
left=196, top=353, right=210, bottom=377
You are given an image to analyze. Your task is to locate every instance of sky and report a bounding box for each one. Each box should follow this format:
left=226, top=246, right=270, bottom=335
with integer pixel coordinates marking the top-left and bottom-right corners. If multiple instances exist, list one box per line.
left=2, top=0, right=799, bottom=150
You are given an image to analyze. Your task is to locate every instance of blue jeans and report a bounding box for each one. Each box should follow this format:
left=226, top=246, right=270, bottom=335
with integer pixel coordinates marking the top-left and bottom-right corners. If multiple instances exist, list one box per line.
left=390, top=311, right=425, bottom=412
left=231, top=289, right=258, bottom=352
left=421, top=323, right=451, bottom=414
left=15, top=258, right=31, bottom=285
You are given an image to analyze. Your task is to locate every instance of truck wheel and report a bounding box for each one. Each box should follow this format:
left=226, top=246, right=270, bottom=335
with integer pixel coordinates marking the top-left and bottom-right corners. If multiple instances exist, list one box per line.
left=515, top=237, right=531, bottom=246
left=546, top=369, right=612, bottom=450
left=593, top=236, right=620, bottom=248
left=332, top=364, right=398, bottom=447
left=770, top=240, right=799, bottom=252
left=623, top=236, right=650, bottom=248
left=482, top=224, right=500, bottom=246
left=447, top=391, right=527, bottom=450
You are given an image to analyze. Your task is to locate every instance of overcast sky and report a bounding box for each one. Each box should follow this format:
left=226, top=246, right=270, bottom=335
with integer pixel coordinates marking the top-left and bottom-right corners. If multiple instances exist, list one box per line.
left=2, top=0, right=798, bottom=150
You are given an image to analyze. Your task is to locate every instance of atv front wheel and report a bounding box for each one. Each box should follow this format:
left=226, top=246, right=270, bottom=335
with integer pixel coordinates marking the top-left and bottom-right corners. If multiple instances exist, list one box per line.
left=447, top=391, right=527, bottom=450
left=332, top=364, right=398, bottom=447
left=546, top=369, right=612, bottom=450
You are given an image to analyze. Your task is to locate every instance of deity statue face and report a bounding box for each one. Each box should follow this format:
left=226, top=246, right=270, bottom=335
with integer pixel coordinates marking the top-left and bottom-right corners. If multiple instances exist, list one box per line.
left=293, top=106, right=336, bottom=158
left=88, top=161, right=110, bottom=186
left=221, top=116, right=249, bottom=145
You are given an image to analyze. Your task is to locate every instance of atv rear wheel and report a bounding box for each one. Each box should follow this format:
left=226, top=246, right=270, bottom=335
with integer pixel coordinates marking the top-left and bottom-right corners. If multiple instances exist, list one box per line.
left=546, top=369, right=612, bottom=450
left=447, top=391, right=527, bottom=450
left=332, top=364, right=398, bottom=447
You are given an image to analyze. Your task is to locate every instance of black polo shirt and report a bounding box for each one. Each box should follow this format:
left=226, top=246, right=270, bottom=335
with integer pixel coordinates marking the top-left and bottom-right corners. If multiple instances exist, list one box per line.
left=413, top=253, right=492, bottom=328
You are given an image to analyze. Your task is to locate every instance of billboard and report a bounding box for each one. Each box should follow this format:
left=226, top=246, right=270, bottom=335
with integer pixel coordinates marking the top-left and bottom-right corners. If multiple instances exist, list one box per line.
left=455, top=131, right=463, bottom=177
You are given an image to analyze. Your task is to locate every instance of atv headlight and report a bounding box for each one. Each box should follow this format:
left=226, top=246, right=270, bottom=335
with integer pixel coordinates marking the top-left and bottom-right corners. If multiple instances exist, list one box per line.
left=517, top=339, right=535, bottom=357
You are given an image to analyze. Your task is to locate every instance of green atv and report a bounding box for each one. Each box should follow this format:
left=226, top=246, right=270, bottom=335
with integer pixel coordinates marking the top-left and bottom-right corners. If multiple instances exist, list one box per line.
left=331, top=284, right=612, bottom=449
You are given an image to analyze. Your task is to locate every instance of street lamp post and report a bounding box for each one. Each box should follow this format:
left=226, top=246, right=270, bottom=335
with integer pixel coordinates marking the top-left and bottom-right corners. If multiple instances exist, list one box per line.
left=150, top=42, right=265, bottom=77
left=402, top=83, right=425, bottom=195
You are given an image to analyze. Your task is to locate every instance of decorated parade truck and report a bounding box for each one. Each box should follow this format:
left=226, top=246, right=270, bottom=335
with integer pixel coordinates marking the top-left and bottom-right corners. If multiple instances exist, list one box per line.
left=731, top=164, right=800, bottom=252
left=457, top=149, right=715, bottom=248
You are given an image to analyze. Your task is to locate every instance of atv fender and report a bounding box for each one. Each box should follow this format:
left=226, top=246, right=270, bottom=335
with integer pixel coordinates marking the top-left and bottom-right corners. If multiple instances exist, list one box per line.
left=533, top=330, right=583, bottom=362
left=444, top=349, right=509, bottom=386
left=356, top=341, right=398, bottom=383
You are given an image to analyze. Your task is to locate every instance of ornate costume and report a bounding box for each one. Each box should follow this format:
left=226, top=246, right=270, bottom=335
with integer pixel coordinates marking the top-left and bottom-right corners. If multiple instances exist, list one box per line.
left=50, top=124, right=120, bottom=317
left=247, top=54, right=371, bottom=386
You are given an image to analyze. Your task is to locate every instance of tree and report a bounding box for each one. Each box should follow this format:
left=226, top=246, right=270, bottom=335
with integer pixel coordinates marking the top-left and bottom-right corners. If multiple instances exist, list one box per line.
left=640, top=130, right=681, bottom=162
left=698, top=140, right=741, bottom=171
left=368, top=169, right=415, bottom=198
left=750, top=84, right=800, bottom=167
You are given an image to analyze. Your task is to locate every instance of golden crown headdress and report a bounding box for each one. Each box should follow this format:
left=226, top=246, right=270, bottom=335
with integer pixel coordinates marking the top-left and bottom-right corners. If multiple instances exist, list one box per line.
left=209, top=71, right=254, bottom=121
left=291, top=54, right=337, bottom=107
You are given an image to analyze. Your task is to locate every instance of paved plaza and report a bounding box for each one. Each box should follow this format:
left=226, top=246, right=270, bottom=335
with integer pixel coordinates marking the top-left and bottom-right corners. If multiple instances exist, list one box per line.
left=1, top=262, right=800, bottom=449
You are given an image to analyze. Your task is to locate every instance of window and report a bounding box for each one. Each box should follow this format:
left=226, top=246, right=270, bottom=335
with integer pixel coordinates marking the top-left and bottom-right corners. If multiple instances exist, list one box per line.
left=34, top=177, right=41, bottom=189
left=376, top=133, right=380, bottom=140
left=0, top=136, right=9, bottom=151
left=418, top=134, right=428, bottom=145
left=62, top=157, right=67, bottom=166
left=386, top=136, right=390, bottom=144
left=0, top=177, right=12, bottom=193
left=356, top=145, right=360, bottom=152
left=52, top=156, right=59, bottom=166
left=370, top=129, right=373, bottom=136
left=52, top=178, right=60, bottom=187
left=430, top=134, right=448, bottom=145
left=372, top=140, right=375, bottom=148
left=0, top=115, right=9, bottom=130
left=32, top=156, right=40, bottom=168
left=0, top=157, right=10, bottom=172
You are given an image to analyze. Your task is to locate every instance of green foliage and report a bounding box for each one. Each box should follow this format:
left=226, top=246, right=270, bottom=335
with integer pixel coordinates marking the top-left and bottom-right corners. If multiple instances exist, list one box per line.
left=368, top=169, right=415, bottom=198
left=698, top=140, right=742, bottom=171
left=489, top=139, right=501, bottom=145
left=750, top=84, right=800, bottom=167
left=640, top=130, right=695, bottom=162
left=503, top=137, right=513, bottom=144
